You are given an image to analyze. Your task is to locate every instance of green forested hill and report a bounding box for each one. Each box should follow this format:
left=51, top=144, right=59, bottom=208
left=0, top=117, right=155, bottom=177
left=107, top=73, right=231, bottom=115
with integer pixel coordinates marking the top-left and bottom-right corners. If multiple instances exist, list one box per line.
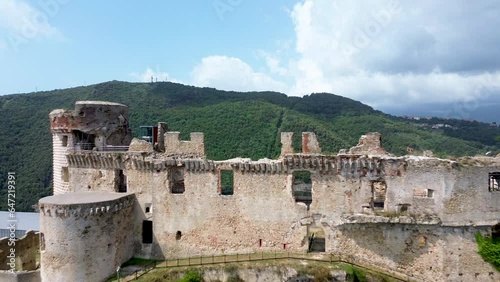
left=0, top=80, right=499, bottom=211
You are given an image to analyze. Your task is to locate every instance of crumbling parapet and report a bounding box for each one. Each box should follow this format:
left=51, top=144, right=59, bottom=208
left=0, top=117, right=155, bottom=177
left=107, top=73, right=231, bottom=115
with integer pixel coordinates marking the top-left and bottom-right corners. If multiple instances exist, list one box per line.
left=164, top=132, right=205, bottom=158
left=49, top=101, right=132, bottom=148
left=0, top=230, right=39, bottom=271
left=128, top=138, right=154, bottom=152
left=302, top=132, right=321, bottom=154
left=50, top=101, right=132, bottom=195
left=156, top=122, right=168, bottom=151
left=280, top=132, right=294, bottom=157
left=349, top=132, right=387, bottom=155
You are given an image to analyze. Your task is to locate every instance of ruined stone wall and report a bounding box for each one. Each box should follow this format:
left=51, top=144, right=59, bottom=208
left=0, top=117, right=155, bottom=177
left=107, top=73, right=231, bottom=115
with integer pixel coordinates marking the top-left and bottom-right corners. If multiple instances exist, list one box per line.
left=0, top=230, right=38, bottom=271
left=49, top=101, right=131, bottom=148
left=68, top=167, right=118, bottom=192
left=60, top=129, right=500, bottom=280
left=50, top=101, right=132, bottom=195
left=441, top=165, right=500, bottom=225
left=330, top=224, right=498, bottom=282
left=0, top=270, right=40, bottom=282
left=39, top=193, right=135, bottom=282
left=125, top=167, right=309, bottom=259
left=164, top=132, right=205, bottom=158
left=124, top=168, right=155, bottom=258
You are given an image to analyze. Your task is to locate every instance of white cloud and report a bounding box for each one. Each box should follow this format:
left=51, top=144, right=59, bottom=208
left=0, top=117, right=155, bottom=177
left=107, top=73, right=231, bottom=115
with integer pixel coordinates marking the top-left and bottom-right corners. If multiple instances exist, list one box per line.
left=284, top=0, right=500, bottom=108
left=0, top=0, right=61, bottom=43
left=190, top=56, right=289, bottom=93
left=133, top=0, right=500, bottom=112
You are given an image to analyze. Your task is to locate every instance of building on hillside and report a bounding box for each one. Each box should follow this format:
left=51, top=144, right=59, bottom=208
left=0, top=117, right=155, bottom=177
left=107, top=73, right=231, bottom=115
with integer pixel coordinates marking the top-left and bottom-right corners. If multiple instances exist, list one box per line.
left=36, top=101, right=500, bottom=282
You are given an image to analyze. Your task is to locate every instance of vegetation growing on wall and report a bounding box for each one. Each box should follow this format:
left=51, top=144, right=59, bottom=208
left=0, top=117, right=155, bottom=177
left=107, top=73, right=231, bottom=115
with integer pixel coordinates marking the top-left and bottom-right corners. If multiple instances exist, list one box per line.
left=178, top=270, right=203, bottom=282
left=475, top=232, right=500, bottom=271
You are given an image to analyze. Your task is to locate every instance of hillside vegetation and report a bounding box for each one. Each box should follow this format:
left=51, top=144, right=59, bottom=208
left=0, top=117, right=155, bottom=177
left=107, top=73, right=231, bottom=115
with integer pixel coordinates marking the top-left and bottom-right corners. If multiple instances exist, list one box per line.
left=0, top=81, right=499, bottom=212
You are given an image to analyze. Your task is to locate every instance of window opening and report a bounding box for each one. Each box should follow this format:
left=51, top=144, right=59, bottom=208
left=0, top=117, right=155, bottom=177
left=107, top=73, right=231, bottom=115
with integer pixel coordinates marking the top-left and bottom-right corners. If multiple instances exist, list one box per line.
left=73, top=130, right=95, bottom=151
left=489, top=172, right=500, bottom=192
left=62, top=136, right=68, bottom=147
left=170, top=168, right=185, bottom=194
left=62, top=167, right=69, bottom=182
left=308, top=227, right=325, bottom=253
left=145, top=203, right=152, bottom=213
left=372, top=181, right=387, bottom=210
left=115, top=170, right=127, bottom=192
left=142, top=220, right=153, bottom=244
left=220, top=170, right=234, bottom=195
left=292, top=171, right=312, bottom=209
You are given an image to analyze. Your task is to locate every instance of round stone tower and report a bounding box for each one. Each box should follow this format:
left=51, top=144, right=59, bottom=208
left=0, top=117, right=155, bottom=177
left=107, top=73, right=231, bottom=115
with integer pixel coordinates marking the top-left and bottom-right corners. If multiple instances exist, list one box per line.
left=49, top=101, right=131, bottom=194
left=39, top=192, right=135, bottom=281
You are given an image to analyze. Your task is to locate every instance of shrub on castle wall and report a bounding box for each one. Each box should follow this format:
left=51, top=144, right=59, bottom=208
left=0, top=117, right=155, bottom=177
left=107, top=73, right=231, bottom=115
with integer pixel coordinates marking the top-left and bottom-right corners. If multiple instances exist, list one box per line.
left=475, top=232, right=500, bottom=271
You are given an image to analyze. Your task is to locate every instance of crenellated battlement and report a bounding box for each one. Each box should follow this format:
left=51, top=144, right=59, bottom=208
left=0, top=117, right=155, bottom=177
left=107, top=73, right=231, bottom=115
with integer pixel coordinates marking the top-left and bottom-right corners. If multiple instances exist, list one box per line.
left=39, top=192, right=135, bottom=218
left=64, top=150, right=400, bottom=177
left=164, top=132, right=205, bottom=158
left=43, top=101, right=500, bottom=282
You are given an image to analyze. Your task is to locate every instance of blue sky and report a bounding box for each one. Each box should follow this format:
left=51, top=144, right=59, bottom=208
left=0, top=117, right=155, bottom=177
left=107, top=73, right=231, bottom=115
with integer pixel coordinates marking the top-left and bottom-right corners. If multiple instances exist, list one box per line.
left=1, top=0, right=500, bottom=120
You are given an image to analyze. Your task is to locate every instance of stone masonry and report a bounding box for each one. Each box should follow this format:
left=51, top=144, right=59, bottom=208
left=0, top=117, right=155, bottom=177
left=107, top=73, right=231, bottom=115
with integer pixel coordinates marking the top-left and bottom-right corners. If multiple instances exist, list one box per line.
left=40, top=101, right=500, bottom=282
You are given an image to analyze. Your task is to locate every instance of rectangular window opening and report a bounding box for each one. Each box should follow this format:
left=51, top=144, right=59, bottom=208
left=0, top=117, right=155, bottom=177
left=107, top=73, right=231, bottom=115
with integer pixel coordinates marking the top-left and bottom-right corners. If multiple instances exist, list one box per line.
left=145, top=203, right=152, bottom=214
left=62, top=136, right=68, bottom=147
left=292, top=171, right=312, bottom=209
left=489, top=172, right=500, bottom=192
left=220, top=170, right=234, bottom=195
left=142, top=220, right=153, bottom=244
left=170, top=168, right=185, bottom=194
left=73, top=130, right=95, bottom=151
left=372, top=181, right=387, bottom=211
left=427, top=189, right=434, bottom=198
left=413, top=188, right=434, bottom=198
left=61, top=167, right=69, bottom=183
left=115, top=170, right=127, bottom=192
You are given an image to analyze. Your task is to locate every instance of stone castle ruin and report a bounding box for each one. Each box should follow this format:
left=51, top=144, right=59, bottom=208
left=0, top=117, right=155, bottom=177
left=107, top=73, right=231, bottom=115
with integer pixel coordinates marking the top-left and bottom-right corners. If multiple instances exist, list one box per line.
left=36, top=101, right=499, bottom=281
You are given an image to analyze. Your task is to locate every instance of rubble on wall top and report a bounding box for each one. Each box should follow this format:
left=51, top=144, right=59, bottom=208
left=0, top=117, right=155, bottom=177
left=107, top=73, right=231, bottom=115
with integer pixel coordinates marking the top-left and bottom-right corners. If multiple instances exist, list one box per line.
left=348, top=132, right=387, bottom=155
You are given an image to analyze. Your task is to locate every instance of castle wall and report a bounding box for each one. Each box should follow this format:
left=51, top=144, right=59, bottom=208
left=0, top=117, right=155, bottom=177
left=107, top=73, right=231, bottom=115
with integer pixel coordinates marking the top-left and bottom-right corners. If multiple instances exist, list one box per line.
left=50, top=101, right=132, bottom=195
left=68, top=167, right=119, bottom=192
left=39, top=192, right=135, bottom=282
left=57, top=126, right=500, bottom=281
left=441, top=165, right=500, bottom=225
left=126, top=168, right=309, bottom=259
left=164, top=132, right=205, bottom=157
left=0, top=270, right=40, bottom=282
left=0, top=230, right=39, bottom=271
left=330, top=224, right=498, bottom=282
left=52, top=134, right=72, bottom=195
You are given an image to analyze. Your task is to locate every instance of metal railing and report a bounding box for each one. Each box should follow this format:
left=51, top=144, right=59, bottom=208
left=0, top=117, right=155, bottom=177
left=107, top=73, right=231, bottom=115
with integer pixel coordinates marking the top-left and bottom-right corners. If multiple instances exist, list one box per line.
left=72, top=143, right=129, bottom=152
left=121, top=251, right=426, bottom=282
